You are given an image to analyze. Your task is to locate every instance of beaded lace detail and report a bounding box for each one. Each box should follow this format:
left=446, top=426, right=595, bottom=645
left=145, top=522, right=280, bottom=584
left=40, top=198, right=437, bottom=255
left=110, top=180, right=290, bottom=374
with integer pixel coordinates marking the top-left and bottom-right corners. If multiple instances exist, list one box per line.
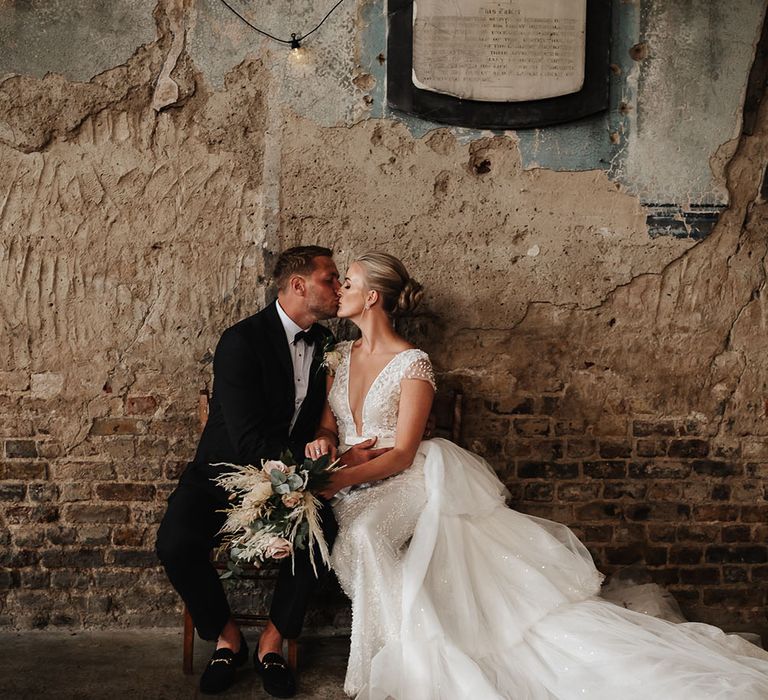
left=328, top=341, right=436, bottom=447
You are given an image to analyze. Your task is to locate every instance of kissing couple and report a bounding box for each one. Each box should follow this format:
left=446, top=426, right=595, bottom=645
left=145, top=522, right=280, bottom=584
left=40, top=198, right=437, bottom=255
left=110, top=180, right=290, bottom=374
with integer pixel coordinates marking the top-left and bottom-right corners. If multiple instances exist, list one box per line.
left=158, top=246, right=768, bottom=698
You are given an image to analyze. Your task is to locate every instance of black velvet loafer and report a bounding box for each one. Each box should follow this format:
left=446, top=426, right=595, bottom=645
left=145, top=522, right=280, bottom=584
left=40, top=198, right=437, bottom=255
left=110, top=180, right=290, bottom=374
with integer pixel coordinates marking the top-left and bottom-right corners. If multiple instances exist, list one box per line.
left=199, top=634, right=249, bottom=694
left=254, top=651, right=297, bottom=698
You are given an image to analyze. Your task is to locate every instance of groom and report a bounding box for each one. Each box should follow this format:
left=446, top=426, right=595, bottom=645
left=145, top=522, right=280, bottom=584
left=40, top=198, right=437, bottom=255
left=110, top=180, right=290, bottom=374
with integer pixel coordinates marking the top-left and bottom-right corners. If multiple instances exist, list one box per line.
left=156, top=246, right=385, bottom=696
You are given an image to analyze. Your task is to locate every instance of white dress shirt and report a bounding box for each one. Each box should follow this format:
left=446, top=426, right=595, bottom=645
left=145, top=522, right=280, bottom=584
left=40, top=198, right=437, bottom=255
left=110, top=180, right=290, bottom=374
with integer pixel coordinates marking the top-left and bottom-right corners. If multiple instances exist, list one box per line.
left=275, top=300, right=315, bottom=432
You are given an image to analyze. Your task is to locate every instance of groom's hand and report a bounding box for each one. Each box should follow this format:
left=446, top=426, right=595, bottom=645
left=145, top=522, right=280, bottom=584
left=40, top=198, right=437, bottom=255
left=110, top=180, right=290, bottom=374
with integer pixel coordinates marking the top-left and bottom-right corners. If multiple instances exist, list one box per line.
left=339, top=437, right=391, bottom=467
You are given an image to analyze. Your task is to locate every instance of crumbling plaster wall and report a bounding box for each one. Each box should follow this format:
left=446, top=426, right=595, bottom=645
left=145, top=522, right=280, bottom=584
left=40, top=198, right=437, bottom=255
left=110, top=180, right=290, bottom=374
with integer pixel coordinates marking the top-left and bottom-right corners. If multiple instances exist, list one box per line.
left=0, top=0, right=767, bottom=632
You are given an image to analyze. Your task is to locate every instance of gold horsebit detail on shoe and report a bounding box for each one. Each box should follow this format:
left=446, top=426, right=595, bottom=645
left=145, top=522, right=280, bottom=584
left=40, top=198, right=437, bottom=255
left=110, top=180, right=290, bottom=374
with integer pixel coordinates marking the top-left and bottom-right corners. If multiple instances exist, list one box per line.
left=210, top=657, right=233, bottom=665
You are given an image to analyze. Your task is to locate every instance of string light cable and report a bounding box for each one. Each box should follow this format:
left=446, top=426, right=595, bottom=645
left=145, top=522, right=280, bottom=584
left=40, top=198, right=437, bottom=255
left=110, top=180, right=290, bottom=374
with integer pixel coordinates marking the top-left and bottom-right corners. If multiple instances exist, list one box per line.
left=218, top=0, right=348, bottom=50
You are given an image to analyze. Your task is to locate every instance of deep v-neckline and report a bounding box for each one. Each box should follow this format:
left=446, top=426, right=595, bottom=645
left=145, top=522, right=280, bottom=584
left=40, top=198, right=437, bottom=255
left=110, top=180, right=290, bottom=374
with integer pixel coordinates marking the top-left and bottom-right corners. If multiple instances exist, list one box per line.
left=345, top=345, right=411, bottom=436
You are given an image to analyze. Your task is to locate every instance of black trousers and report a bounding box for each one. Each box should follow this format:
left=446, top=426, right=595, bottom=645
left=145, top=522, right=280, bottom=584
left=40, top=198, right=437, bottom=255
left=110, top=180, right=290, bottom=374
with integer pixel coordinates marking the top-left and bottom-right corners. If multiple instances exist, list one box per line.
left=156, top=463, right=338, bottom=641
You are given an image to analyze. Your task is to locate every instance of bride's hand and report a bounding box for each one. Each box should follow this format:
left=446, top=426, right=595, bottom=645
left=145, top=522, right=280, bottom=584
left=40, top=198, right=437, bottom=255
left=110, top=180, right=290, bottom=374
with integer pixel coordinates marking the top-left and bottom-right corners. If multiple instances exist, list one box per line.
left=305, top=437, right=337, bottom=462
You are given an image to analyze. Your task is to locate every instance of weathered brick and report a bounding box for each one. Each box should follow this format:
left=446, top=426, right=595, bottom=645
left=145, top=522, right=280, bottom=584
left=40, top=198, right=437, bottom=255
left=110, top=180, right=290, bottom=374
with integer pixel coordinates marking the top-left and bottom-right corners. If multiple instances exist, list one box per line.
left=626, top=502, right=690, bottom=522
left=603, top=482, right=647, bottom=499
left=77, top=525, right=112, bottom=545
left=723, top=566, right=749, bottom=583
left=593, top=415, right=628, bottom=437
left=598, top=440, right=632, bottom=459
left=63, top=504, right=129, bottom=524
left=722, top=525, right=752, bottom=542
left=741, top=505, right=768, bottom=522
left=667, top=439, right=709, bottom=458
left=489, top=397, right=534, bottom=415
left=649, top=568, right=680, bottom=585
left=0, top=549, right=40, bottom=567
left=27, top=483, right=58, bottom=502
left=566, top=438, right=597, bottom=458
left=633, top=420, right=676, bottom=437
left=702, top=588, right=765, bottom=607
left=741, top=438, right=768, bottom=460
left=628, top=461, right=691, bottom=479
left=514, top=418, right=550, bottom=437
left=51, top=461, right=115, bottom=480
left=527, top=439, right=563, bottom=460
left=557, top=483, right=601, bottom=502
left=40, top=548, right=104, bottom=569
left=46, top=526, right=78, bottom=546
left=706, top=546, right=768, bottom=564
left=59, top=483, right=92, bottom=501
left=635, top=438, right=670, bottom=457
left=648, top=524, right=676, bottom=542
left=124, top=395, right=157, bottom=415
left=4, top=440, right=38, bottom=458
left=50, top=571, right=91, bottom=590
left=646, top=547, right=668, bottom=566
left=539, top=396, right=561, bottom=415
left=4, top=505, right=58, bottom=524
left=647, top=483, right=682, bottom=500
left=523, top=483, right=553, bottom=501
left=36, top=441, right=63, bottom=459
left=110, top=549, right=160, bottom=568
left=605, top=544, right=645, bottom=565
left=517, top=461, right=579, bottom=479
left=745, top=462, right=768, bottom=478
left=89, top=418, right=146, bottom=436
left=19, top=570, right=50, bottom=589
left=693, top=505, right=739, bottom=522
left=584, top=461, right=627, bottom=479
left=710, top=484, right=731, bottom=501
left=504, top=441, right=532, bottom=458
left=581, top=525, right=614, bottom=542
left=575, top=502, right=622, bottom=520
left=0, top=461, right=47, bottom=480
left=94, top=483, right=155, bottom=501
left=112, top=526, right=146, bottom=547
left=102, top=438, right=137, bottom=460
left=0, top=484, right=26, bottom=501
left=680, top=568, right=720, bottom=585
left=669, top=546, right=704, bottom=565
left=676, top=525, right=719, bottom=543
left=555, top=419, right=587, bottom=436
left=691, top=460, right=741, bottom=477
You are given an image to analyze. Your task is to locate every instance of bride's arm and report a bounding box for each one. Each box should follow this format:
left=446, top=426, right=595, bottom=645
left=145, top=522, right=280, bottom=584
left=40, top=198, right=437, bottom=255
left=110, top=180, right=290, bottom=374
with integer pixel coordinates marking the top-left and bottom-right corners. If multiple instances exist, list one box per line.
left=319, top=378, right=434, bottom=496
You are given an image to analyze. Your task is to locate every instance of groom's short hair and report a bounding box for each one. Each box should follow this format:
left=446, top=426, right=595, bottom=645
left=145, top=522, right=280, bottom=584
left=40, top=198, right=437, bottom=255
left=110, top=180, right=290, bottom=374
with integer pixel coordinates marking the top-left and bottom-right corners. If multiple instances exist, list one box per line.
left=273, top=245, right=333, bottom=291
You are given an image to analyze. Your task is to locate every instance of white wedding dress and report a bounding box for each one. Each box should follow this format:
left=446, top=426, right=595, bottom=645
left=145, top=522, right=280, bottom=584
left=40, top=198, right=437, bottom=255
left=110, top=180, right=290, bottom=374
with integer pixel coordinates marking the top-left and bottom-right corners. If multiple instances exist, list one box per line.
left=328, top=341, right=768, bottom=699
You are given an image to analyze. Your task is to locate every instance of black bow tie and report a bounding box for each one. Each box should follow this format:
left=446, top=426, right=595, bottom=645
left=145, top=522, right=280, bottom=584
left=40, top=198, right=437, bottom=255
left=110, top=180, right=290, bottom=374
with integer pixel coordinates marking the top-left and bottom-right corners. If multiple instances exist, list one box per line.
left=293, top=328, right=317, bottom=346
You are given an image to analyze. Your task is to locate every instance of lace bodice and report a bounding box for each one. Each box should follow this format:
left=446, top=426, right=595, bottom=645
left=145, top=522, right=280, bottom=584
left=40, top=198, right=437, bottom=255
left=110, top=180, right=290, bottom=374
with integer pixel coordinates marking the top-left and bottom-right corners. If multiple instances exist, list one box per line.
left=328, top=341, right=436, bottom=448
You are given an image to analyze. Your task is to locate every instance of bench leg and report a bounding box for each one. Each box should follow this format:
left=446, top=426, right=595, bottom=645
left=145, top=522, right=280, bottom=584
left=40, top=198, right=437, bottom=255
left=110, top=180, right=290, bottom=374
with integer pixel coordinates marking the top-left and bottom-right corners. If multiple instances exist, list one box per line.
left=287, top=639, right=298, bottom=673
left=182, top=605, right=195, bottom=675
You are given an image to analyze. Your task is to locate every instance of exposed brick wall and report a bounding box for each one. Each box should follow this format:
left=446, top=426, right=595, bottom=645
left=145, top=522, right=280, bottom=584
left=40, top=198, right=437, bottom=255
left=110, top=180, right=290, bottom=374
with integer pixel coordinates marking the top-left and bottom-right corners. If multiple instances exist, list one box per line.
left=2, top=375, right=766, bottom=634
left=0, top=384, right=193, bottom=629
left=463, top=395, right=768, bottom=632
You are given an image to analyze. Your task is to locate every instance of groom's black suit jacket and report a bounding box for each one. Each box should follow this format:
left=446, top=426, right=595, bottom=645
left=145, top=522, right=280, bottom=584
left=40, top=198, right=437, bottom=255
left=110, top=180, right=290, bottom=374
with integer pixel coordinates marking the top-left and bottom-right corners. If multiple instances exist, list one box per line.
left=183, top=301, right=332, bottom=489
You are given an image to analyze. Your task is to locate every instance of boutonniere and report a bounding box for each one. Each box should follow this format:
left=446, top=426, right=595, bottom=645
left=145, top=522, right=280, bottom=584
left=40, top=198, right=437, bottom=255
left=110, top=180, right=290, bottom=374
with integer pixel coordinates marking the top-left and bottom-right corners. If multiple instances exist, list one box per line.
left=319, top=338, right=342, bottom=376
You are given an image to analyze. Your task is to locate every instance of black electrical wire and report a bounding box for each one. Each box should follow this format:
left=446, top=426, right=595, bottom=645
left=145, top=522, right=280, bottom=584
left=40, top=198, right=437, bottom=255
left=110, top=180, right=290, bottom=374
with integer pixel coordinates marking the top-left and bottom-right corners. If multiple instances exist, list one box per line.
left=218, top=0, right=348, bottom=47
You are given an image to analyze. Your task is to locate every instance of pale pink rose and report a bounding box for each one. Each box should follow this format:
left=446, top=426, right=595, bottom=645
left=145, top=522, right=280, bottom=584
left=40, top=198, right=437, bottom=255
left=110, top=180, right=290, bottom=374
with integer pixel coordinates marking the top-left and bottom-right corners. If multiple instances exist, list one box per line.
left=281, top=491, right=303, bottom=508
left=265, top=536, right=293, bottom=560
left=262, top=460, right=293, bottom=476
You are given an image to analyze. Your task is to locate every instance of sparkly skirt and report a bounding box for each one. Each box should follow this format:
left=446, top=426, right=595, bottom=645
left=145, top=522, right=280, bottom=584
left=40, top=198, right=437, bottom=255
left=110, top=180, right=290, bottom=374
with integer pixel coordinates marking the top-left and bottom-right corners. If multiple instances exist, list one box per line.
left=331, top=439, right=768, bottom=699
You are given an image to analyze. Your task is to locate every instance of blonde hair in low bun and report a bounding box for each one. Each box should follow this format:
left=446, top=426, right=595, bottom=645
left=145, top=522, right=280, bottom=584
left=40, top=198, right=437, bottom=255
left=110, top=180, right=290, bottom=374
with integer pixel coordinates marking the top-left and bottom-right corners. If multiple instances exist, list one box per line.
left=355, top=252, right=423, bottom=317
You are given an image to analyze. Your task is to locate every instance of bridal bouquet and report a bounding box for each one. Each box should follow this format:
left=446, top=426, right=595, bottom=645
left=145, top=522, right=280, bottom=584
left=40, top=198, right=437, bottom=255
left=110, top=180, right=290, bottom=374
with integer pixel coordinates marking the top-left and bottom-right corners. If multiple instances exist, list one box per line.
left=213, top=451, right=339, bottom=577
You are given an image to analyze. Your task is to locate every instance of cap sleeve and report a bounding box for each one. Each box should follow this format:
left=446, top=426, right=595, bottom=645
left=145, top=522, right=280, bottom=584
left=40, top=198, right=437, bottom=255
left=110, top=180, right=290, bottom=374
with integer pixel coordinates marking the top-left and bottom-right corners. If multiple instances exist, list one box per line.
left=402, top=352, right=436, bottom=391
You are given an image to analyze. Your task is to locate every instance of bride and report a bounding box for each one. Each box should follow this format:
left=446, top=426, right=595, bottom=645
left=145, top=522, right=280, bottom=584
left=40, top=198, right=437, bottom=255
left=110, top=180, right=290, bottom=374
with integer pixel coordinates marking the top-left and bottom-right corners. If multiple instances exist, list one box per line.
left=303, top=252, right=768, bottom=699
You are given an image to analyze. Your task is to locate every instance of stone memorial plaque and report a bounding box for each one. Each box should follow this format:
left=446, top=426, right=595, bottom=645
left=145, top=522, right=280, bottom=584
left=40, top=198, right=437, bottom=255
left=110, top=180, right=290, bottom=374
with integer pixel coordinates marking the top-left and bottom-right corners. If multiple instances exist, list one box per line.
left=412, top=0, right=587, bottom=102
